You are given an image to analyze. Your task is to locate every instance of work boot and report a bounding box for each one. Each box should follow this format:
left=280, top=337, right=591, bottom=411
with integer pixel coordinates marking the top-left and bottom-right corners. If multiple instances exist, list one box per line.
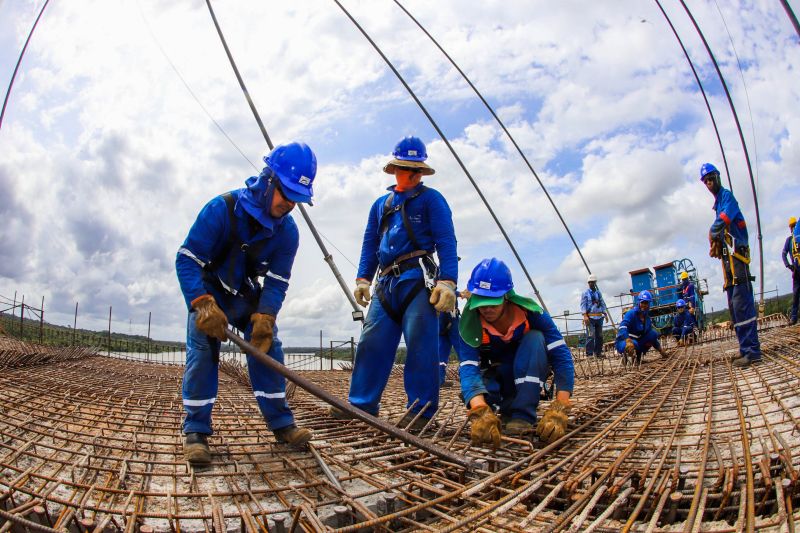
left=677, top=339, right=684, bottom=347
left=397, top=412, right=431, bottom=431
left=274, top=425, right=312, bottom=448
left=184, top=433, right=211, bottom=465
left=328, top=405, right=355, bottom=421
left=732, top=356, right=762, bottom=368
left=505, top=419, right=533, bottom=437
left=658, top=347, right=669, bottom=360
left=728, top=352, right=744, bottom=362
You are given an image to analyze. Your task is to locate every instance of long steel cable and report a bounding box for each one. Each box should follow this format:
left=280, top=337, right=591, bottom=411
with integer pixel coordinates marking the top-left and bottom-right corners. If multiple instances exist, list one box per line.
left=780, top=0, right=800, bottom=38
left=0, top=0, right=51, bottom=131
left=332, top=0, right=549, bottom=311
left=203, top=0, right=363, bottom=320
left=678, top=0, right=765, bottom=304
left=653, top=0, right=733, bottom=191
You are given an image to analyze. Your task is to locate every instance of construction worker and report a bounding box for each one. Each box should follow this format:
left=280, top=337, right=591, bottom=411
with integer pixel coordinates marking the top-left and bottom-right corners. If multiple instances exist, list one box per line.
left=580, top=274, right=608, bottom=357
left=333, top=136, right=458, bottom=428
left=672, top=299, right=697, bottom=345
left=781, top=216, right=799, bottom=325
left=457, top=258, right=574, bottom=446
left=679, top=271, right=697, bottom=311
left=701, top=163, right=762, bottom=367
left=615, top=290, right=668, bottom=364
left=176, top=142, right=316, bottom=465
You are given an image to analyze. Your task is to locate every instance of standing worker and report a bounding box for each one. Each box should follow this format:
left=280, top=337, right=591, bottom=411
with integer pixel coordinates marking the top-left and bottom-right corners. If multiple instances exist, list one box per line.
left=580, top=274, right=608, bottom=357
left=679, top=271, right=697, bottom=312
left=615, top=290, right=668, bottom=365
left=176, top=142, right=316, bottom=465
left=781, top=216, right=799, bottom=325
left=701, top=163, right=762, bottom=367
left=457, top=258, right=574, bottom=445
left=332, top=136, right=458, bottom=429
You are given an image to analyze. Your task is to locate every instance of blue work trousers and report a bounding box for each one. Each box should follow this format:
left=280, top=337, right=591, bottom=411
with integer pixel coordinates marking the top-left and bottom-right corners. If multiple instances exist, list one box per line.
left=672, top=325, right=694, bottom=341
left=615, top=329, right=660, bottom=356
left=349, top=278, right=439, bottom=418
left=482, top=330, right=549, bottom=424
left=181, top=312, right=294, bottom=435
left=726, top=283, right=762, bottom=361
left=790, top=269, right=799, bottom=324
left=585, top=318, right=604, bottom=356
left=438, top=314, right=460, bottom=385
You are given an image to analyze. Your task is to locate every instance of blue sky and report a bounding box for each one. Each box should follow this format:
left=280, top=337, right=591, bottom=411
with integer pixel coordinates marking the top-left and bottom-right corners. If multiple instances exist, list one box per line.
left=1, top=0, right=799, bottom=345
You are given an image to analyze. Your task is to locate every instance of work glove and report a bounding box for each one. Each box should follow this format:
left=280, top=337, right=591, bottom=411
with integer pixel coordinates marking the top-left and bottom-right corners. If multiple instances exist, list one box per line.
left=709, top=239, right=723, bottom=259
left=536, top=399, right=570, bottom=444
left=250, top=313, right=276, bottom=354
left=429, top=280, right=457, bottom=313
left=354, top=279, right=371, bottom=308
left=468, top=404, right=501, bottom=448
left=624, top=338, right=636, bottom=357
left=192, top=294, right=228, bottom=341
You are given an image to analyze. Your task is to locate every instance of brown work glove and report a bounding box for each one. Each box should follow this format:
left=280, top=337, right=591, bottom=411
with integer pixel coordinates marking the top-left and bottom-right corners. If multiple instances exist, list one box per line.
left=430, top=280, right=457, bottom=312
left=536, top=399, right=570, bottom=444
left=192, top=294, right=228, bottom=341
left=624, top=338, right=636, bottom=357
left=468, top=404, right=501, bottom=448
left=354, top=279, right=371, bottom=308
left=709, top=238, right=723, bottom=259
left=250, top=313, right=276, bottom=354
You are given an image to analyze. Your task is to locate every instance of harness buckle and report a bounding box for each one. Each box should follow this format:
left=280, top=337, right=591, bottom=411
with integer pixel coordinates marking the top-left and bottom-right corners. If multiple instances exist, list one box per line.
left=391, top=263, right=401, bottom=276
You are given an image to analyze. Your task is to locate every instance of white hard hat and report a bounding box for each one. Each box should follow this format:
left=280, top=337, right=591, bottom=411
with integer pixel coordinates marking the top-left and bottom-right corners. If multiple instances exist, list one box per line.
left=587, top=274, right=598, bottom=283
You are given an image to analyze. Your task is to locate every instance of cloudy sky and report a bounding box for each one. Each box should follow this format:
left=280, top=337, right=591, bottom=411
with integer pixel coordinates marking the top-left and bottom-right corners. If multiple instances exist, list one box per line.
left=1, top=0, right=799, bottom=346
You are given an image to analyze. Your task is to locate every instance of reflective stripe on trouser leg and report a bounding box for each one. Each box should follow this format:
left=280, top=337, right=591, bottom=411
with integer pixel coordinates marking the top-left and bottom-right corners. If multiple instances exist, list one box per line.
left=245, top=322, right=294, bottom=431
left=182, top=312, right=219, bottom=435
left=727, top=283, right=761, bottom=360
left=509, top=330, right=549, bottom=424
left=402, top=286, right=440, bottom=417
left=348, top=282, right=403, bottom=416
left=438, top=329, right=451, bottom=386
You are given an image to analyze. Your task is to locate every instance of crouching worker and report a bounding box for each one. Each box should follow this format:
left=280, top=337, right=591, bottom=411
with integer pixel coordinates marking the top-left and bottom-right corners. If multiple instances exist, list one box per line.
left=176, top=142, right=316, bottom=465
left=457, top=258, right=575, bottom=447
left=672, top=299, right=697, bottom=346
left=616, top=290, right=668, bottom=364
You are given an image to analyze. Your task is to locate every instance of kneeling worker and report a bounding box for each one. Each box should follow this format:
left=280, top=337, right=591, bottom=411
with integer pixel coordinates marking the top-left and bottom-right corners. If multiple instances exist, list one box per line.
left=616, top=290, right=668, bottom=364
left=457, top=258, right=575, bottom=447
left=672, top=299, right=697, bottom=345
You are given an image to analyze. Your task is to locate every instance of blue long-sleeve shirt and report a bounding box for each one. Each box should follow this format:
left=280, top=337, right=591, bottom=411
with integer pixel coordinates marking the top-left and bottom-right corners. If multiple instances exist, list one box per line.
left=674, top=309, right=696, bottom=330
left=457, top=308, right=574, bottom=404
left=356, top=183, right=457, bottom=283
left=616, top=307, right=656, bottom=344
left=176, top=189, right=298, bottom=328
left=710, top=187, right=748, bottom=247
left=580, top=288, right=607, bottom=316
left=783, top=235, right=799, bottom=269
left=680, top=280, right=696, bottom=307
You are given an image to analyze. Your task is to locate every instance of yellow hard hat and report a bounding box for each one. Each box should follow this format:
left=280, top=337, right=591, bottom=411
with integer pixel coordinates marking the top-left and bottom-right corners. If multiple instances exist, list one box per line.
left=680, top=271, right=689, bottom=280
left=790, top=216, right=797, bottom=227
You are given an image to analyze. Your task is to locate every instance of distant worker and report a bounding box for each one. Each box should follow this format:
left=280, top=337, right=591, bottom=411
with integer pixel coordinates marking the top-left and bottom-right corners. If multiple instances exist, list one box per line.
left=782, top=216, right=799, bottom=325
left=616, top=290, right=668, bottom=364
left=672, top=299, right=697, bottom=345
left=679, top=271, right=697, bottom=311
left=457, top=258, right=574, bottom=446
left=580, top=274, right=608, bottom=357
left=176, top=142, right=316, bottom=465
left=332, top=136, right=458, bottom=429
left=701, top=163, right=762, bottom=367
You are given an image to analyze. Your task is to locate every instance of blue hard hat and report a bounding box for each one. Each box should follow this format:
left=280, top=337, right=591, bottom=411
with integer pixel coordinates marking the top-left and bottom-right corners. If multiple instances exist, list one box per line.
left=393, top=136, right=428, bottom=161
left=263, top=142, right=317, bottom=205
left=676, top=299, right=686, bottom=308
left=638, top=290, right=653, bottom=303
left=700, top=162, right=719, bottom=181
left=467, top=258, right=514, bottom=297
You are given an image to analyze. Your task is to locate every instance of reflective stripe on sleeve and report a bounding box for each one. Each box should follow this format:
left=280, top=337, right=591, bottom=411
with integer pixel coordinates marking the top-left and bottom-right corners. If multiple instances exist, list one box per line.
left=266, top=271, right=290, bottom=283
left=178, top=247, right=207, bottom=268
left=547, top=339, right=566, bottom=351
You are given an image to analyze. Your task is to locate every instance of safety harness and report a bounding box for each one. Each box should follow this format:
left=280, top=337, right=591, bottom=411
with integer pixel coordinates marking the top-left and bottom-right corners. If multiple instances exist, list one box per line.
left=720, top=231, right=754, bottom=289
left=374, top=187, right=438, bottom=324
left=792, top=234, right=800, bottom=264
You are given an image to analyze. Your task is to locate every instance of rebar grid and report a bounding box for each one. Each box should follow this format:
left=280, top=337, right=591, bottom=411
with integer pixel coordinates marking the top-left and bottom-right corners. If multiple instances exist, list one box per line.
left=1, top=318, right=799, bottom=532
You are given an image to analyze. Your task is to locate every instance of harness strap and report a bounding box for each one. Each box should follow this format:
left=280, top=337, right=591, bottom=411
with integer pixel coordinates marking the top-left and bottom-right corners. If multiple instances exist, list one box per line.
left=375, top=280, right=426, bottom=324
left=379, top=186, right=427, bottom=251
left=379, top=250, right=430, bottom=277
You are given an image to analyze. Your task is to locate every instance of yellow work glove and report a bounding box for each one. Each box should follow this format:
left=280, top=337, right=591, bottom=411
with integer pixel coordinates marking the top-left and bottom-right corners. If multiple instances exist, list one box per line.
left=536, top=399, right=570, bottom=444
left=250, top=313, right=276, bottom=354
left=429, top=280, right=457, bottom=313
left=468, top=404, right=501, bottom=448
left=192, top=294, right=228, bottom=341
left=624, top=338, right=636, bottom=357
left=354, top=279, right=371, bottom=308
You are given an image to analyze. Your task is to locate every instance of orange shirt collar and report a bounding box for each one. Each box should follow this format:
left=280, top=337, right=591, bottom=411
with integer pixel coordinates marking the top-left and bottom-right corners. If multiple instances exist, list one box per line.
left=481, top=303, right=526, bottom=342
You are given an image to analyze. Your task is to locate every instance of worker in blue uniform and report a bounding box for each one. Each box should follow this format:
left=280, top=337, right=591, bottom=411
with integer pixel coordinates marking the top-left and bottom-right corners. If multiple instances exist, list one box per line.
left=679, top=271, right=697, bottom=311
left=615, top=290, right=668, bottom=365
left=176, top=142, right=316, bottom=465
left=331, top=136, right=458, bottom=429
left=457, top=258, right=574, bottom=445
left=672, top=299, right=697, bottom=345
left=701, top=163, right=762, bottom=367
left=781, top=217, right=799, bottom=325
left=580, top=274, right=608, bottom=357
